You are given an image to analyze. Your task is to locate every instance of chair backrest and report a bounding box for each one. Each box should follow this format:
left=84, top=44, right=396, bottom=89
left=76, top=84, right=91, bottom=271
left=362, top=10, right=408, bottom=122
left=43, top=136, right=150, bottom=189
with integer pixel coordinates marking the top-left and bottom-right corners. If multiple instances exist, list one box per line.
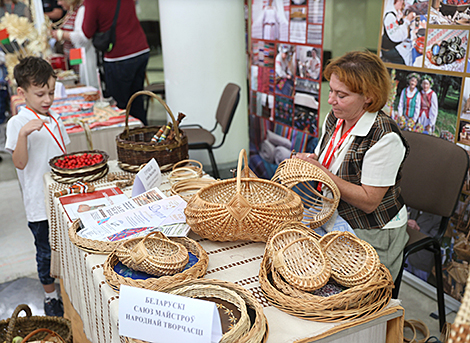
left=215, top=83, right=241, bottom=134
left=400, top=130, right=469, bottom=218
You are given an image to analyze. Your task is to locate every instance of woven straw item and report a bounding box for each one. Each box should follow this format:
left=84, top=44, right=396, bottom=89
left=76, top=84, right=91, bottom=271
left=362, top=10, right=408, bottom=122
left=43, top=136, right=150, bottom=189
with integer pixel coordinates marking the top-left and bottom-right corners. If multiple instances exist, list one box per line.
left=68, top=219, right=118, bottom=254
left=271, top=158, right=340, bottom=228
left=184, top=149, right=304, bottom=242
left=49, top=150, right=109, bottom=184
left=0, top=304, right=72, bottom=343
left=115, top=232, right=189, bottom=276
left=270, top=230, right=330, bottom=292
left=103, top=236, right=208, bottom=292
left=169, top=159, right=203, bottom=183
left=116, top=90, right=188, bottom=172
left=320, top=231, right=380, bottom=287
left=259, top=253, right=393, bottom=322
left=170, top=178, right=217, bottom=202
left=448, top=264, right=470, bottom=343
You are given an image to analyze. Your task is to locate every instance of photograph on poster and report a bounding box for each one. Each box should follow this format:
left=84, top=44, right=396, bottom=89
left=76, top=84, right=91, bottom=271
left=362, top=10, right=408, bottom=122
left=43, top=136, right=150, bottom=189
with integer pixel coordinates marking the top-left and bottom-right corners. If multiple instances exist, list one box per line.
left=380, top=0, right=429, bottom=67
left=255, top=91, right=274, bottom=119
left=296, top=45, right=321, bottom=80
left=275, top=43, right=296, bottom=96
left=308, top=0, right=324, bottom=24
left=459, top=77, right=470, bottom=121
left=252, top=0, right=289, bottom=41
left=293, top=91, right=319, bottom=135
left=292, top=0, right=306, bottom=4
left=290, top=6, right=307, bottom=43
left=275, top=95, right=294, bottom=125
left=458, top=120, right=470, bottom=145
left=429, top=1, right=470, bottom=25
left=389, top=69, right=461, bottom=139
left=307, top=25, right=322, bottom=45
left=424, top=28, right=468, bottom=73
left=252, top=40, right=275, bottom=67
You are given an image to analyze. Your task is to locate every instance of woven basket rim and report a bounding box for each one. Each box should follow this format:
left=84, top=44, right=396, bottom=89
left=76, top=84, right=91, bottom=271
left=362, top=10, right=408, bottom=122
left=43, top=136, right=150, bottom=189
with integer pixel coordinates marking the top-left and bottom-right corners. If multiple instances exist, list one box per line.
left=49, top=149, right=109, bottom=173
left=68, top=219, right=118, bottom=254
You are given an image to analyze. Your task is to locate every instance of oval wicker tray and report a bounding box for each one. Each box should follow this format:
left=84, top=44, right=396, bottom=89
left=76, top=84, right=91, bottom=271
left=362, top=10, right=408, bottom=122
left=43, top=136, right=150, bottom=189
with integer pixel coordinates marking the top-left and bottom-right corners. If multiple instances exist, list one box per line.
left=103, top=236, right=209, bottom=292
left=184, top=149, right=304, bottom=242
left=49, top=150, right=109, bottom=184
left=115, top=232, right=189, bottom=276
left=170, top=178, right=217, bottom=202
left=68, top=219, right=119, bottom=254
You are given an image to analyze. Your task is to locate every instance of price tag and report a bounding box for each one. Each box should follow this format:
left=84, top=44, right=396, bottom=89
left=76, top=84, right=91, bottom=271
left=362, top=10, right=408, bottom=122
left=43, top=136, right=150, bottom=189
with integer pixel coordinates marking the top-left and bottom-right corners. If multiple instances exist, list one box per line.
left=119, top=285, right=223, bottom=343
left=132, top=158, right=162, bottom=197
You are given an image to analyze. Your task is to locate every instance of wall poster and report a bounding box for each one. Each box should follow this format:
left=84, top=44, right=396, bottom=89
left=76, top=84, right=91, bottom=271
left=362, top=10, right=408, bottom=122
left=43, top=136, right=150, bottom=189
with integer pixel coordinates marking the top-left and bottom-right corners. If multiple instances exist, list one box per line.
left=248, top=0, right=324, bottom=179
left=379, top=0, right=470, bottom=305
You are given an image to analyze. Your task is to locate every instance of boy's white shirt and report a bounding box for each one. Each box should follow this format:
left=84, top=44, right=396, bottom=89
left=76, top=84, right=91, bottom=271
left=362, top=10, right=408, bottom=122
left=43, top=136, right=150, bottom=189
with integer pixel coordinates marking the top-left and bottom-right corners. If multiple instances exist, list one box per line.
left=5, top=107, right=70, bottom=221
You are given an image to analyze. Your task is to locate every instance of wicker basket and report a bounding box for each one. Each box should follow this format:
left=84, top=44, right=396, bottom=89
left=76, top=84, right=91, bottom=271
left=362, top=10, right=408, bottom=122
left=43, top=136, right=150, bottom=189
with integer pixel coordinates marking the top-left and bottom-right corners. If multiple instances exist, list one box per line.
left=184, top=149, right=304, bottom=242
left=116, top=90, right=188, bottom=172
left=320, top=231, right=380, bottom=288
left=170, top=178, right=217, bottom=202
left=68, top=219, right=119, bottom=254
left=49, top=150, right=109, bottom=184
left=271, top=158, right=340, bottom=229
left=115, top=232, right=189, bottom=276
left=168, top=159, right=204, bottom=184
left=0, top=304, right=72, bottom=343
left=259, top=254, right=393, bottom=322
left=103, top=236, right=208, bottom=292
left=272, top=235, right=330, bottom=292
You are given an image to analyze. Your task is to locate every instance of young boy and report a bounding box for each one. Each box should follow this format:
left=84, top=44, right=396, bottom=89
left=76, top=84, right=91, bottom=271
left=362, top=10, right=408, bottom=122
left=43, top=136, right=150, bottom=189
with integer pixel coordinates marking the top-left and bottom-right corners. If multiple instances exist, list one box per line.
left=5, top=56, right=70, bottom=317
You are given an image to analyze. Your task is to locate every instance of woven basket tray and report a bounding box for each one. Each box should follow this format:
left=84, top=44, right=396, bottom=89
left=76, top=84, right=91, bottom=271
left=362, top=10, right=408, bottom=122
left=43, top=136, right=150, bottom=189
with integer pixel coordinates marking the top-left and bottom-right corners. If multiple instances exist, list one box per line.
left=184, top=149, right=304, bottom=242
left=170, top=178, right=217, bottom=202
left=116, top=90, right=188, bottom=172
left=320, top=231, right=380, bottom=287
left=168, top=159, right=204, bottom=185
left=49, top=150, right=109, bottom=184
left=0, top=304, right=72, bottom=343
left=68, top=219, right=119, bottom=254
left=271, top=158, right=340, bottom=229
left=115, top=232, right=189, bottom=276
left=259, top=254, right=393, bottom=322
left=103, top=236, right=209, bottom=292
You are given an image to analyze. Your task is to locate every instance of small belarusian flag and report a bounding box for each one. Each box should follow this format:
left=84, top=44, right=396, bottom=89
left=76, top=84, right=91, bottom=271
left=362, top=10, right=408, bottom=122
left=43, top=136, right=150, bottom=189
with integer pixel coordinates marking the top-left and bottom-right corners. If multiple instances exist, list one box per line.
left=69, top=48, right=83, bottom=66
left=0, top=28, right=10, bottom=45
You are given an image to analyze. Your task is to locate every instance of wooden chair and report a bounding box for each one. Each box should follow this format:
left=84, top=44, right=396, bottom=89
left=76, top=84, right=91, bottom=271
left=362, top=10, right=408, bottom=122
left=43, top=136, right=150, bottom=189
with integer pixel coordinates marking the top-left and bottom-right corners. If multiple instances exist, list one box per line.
left=393, top=130, right=469, bottom=331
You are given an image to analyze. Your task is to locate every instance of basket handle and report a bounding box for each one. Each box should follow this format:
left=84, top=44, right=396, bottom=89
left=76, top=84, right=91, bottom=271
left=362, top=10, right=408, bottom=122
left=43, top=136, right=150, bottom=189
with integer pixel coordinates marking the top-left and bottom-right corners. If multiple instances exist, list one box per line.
left=129, top=231, right=169, bottom=264
left=6, top=304, right=32, bottom=342
left=123, top=90, right=181, bottom=145
left=172, top=159, right=203, bottom=173
left=236, top=149, right=250, bottom=193
left=272, top=236, right=311, bottom=270
left=21, top=328, right=66, bottom=343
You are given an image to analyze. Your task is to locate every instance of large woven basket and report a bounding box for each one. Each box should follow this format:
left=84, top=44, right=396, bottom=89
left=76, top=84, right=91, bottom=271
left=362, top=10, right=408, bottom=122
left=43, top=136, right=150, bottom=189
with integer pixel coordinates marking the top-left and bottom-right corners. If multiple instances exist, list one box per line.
left=103, top=236, right=209, bottom=292
left=115, top=232, right=189, bottom=276
left=68, top=219, right=118, bottom=254
left=184, top=149, right=304, bottom=242
left=116, top=90, right=188, bottom=172
left=49, top=150, right=109, bottom=184
left=271, top=158, right=340, bottom=228
left=0, top=304, right=72, bottom=343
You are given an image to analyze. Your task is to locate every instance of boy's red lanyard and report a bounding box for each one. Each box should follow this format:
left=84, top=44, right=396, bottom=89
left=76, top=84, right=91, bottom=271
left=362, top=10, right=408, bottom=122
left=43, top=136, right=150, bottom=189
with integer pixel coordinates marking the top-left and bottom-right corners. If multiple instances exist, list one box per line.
left=317, top=119, right=355, bottom=191
left=27, top=106, right=67, bottom=155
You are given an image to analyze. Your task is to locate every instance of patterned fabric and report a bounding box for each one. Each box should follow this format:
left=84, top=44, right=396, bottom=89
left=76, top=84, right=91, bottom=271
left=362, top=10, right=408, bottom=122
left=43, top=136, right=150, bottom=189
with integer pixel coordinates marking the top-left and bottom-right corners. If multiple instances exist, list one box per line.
left=319, top=111, right=409, bottom=229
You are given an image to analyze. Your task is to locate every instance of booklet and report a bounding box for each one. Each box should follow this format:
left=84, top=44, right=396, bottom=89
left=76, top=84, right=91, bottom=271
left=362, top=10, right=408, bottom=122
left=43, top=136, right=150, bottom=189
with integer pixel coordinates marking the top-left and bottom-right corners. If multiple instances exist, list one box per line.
left=59, top=187, right=128, bottom=222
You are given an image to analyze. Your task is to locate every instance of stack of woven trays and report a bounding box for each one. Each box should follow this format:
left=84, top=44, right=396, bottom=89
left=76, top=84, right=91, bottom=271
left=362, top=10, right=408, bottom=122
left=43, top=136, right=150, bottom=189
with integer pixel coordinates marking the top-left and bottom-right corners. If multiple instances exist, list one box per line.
left=103, top=232, right=209, bottom=292
left=259, top=221, right=394, bottom=322
left=49, top=150, right=109, bottom=184
left=126, top=279, right=269, bottom=343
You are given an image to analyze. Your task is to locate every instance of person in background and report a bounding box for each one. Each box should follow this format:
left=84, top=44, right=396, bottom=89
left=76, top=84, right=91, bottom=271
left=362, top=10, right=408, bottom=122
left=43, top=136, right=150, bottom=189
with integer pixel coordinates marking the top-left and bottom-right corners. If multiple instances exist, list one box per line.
left=307, top=48, right=321, bottom=80
left=397, top=72, right=421, bottom=130
left=51, top=0, right=99, bottom=89
left=5, top=56, right=70, bottom=316
left=296, top=51, right=409, bottom=281
left=0, top=0, right=31, bottom=19
left=82, top=0, right=150, bottom=125
left=43, top=0, right=65, bottom=22
left=415, top=75, right=438, bottom=134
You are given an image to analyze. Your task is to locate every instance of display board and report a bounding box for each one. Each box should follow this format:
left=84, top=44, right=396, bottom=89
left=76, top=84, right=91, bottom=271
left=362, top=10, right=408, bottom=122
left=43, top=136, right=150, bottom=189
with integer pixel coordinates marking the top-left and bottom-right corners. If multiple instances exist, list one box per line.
left=248, top=0, right=324, bottom=179
left=379, top=0, right=470, bottom=303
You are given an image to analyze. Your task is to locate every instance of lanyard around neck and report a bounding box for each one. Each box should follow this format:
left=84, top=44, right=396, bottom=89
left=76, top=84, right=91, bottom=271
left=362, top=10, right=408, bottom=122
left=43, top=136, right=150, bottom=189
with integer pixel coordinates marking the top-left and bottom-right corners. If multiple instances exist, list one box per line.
left=27, top=106, right=67, bottom=155
left=321, top=119, right=355, bottom=170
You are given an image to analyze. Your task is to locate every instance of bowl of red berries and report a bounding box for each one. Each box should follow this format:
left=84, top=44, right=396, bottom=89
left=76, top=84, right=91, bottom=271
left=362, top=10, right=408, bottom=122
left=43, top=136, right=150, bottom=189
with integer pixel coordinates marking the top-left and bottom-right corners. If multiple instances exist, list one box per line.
left=49, top=150, right=109, bottom=183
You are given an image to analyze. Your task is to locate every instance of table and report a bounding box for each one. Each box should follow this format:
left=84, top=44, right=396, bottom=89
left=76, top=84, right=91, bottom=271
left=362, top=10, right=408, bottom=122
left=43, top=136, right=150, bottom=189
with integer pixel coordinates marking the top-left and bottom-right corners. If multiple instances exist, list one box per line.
left=44, top=161, right=404, bottom=343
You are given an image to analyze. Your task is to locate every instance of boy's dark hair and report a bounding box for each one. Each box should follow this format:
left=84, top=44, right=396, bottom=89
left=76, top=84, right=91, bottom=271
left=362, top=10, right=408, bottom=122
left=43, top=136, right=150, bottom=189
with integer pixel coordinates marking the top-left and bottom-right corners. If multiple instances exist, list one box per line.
left=14, top=56, right=57, bottom=90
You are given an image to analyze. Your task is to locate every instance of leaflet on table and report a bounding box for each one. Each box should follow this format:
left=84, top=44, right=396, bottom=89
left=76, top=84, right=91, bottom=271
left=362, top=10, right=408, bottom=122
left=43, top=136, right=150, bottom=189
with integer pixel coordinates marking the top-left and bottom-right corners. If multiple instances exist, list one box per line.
left=77, top=195, right=187, bottom=241
left=106, top=223, right=190, bottom=241
left=78, top=186, right=166, bottom=228
left=59, top=186, right=128, bottom=222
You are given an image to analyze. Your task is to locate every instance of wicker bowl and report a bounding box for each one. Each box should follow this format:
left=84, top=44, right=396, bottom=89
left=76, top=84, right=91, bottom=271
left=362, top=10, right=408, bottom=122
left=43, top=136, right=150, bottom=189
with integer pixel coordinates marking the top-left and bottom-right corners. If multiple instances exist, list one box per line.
left=103, top=236, right=209, bottom=292
left=320, top=231, right=380, bottom=287
left=49, top=150, right=109, bottom=184
left=271, top=158, right=340, bottom=229
left=184, top=149, right=304, bottom=242
left=115, top=232, right=189, bottom=276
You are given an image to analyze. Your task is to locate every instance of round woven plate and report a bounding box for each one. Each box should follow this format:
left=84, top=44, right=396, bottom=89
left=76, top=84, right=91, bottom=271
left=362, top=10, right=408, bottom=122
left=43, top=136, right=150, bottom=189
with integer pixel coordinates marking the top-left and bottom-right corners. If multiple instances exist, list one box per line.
left=103, top=236, right=209, bottom=292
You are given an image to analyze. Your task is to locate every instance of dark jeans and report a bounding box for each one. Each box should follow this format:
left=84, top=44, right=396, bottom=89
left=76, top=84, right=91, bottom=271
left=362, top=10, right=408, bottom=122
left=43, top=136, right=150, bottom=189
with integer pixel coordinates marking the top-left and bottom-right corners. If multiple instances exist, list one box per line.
left=104, top=52, right=150, bottom=125
left=28, top=220, right=54, bottom=285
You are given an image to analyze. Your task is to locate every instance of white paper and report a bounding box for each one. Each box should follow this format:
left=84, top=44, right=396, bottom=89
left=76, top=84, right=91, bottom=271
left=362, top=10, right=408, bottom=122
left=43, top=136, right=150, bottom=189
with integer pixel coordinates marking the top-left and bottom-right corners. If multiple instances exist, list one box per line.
left=62, top=193, right=128, bottom=222
left=132, top=158, right=162, bottom=197
left=119, top=285, right=222, bottom=343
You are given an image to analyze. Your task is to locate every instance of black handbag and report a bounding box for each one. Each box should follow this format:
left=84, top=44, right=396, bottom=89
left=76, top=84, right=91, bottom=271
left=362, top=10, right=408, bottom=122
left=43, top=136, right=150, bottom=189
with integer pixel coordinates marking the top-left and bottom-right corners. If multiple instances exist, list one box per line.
left=92, top=0, right=121, bottom=52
